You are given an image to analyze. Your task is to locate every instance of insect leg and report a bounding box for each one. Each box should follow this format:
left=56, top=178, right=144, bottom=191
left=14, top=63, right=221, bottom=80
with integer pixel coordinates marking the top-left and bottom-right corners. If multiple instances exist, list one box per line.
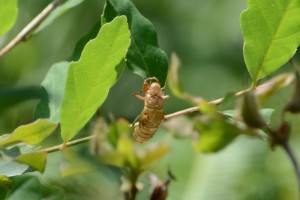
left=133, top=92, right=145, bottom=101
left=163, top=95, right=170, bottom=99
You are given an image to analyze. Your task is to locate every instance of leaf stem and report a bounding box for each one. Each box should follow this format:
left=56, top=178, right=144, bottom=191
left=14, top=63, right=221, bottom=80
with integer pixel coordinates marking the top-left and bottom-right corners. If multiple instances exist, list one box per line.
left=0, top=0, right=62, bottom=59
left=281, top=141, right=300, bottom=199
left=40, top=135, right=95, bottom=153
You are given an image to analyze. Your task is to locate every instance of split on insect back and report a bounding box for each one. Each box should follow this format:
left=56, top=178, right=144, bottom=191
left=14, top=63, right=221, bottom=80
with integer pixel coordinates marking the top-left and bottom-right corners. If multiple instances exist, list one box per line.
left=132, top=77, right=169, bottom=143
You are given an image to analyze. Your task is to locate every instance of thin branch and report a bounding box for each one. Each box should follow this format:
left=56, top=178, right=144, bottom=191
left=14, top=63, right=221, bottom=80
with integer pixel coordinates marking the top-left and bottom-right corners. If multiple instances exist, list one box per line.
left=164, top=87, right=250, bottom=120
left=0, top=0, right=62, bottom=58
left=40, top=135, right=95, bottom=153
left=39, top=73, right=295, bottom=154
left=281, top=141, right=300, bottom=199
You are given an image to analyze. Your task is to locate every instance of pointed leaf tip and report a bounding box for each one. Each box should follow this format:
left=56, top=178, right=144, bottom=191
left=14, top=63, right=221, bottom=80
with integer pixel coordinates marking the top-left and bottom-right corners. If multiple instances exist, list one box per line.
left=60, top=16, right=131, bottom=142
left=241, top=0, right=300, bottom=83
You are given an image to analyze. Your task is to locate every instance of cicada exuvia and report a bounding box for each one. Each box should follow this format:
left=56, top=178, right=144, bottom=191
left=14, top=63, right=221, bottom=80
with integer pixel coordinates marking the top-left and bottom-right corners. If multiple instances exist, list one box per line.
left=133, top=77, right=169, bottom=143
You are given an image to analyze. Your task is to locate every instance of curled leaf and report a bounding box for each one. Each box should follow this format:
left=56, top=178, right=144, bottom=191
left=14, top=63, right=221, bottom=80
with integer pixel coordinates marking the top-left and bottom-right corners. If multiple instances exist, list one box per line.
left=284, top=71, right=300, bottom=113
left=240, top=91, right=266, bottom=129
left=0, top=119, right=57, bottom=147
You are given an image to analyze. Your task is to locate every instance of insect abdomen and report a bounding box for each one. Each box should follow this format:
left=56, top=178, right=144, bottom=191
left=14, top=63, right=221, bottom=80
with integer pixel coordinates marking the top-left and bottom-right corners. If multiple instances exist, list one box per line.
left=134, top=107, right=164, bottom=143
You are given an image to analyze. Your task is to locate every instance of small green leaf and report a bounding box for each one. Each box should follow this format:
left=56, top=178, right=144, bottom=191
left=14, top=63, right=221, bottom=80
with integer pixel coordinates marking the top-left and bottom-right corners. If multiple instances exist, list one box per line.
left=241, top=0, right=300, bottom=84
left=0, top=119, right=57, bottom=147
left=99, top=151, right=126, bottom=167
left=15, top=152, right=47, bottom=173
left=102, top=0, right=169, bottom=84
left=168, top=52, right=185, bottom=98
left=260, top=108, right=275, bottom=124
left=0, top=175, right=12, bottom=188
left=168, top=52, right=203, bottom=104
left=194, top=115, right=239, bottom=153
left=223, top=108, right=275, bottom=124
left=117, top=137, right=138, bottom=168
left=34, top=62, right=69, bottom=123
left=256, top=73, right=294, bottom=102
left=240, top=91, right=266, bottom=129
left=139, top=143, right=169, bottom=167
left=0, top=0, right=18, bottom=36
left=60, top=16, right=130, bottom=142
left=0, top=174, right=11, bottom=199
left=0, top=160, right=28, bottom=177
left=33, top=0, right=84, bottom=34
left=199, top=100, right=217, bottom=114
left=115, top=119, right=138, bottom=168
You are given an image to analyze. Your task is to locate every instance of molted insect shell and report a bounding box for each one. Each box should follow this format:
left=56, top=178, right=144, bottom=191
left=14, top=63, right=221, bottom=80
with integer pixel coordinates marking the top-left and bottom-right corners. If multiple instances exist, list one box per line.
left=133, top=77, right=168, bottom=143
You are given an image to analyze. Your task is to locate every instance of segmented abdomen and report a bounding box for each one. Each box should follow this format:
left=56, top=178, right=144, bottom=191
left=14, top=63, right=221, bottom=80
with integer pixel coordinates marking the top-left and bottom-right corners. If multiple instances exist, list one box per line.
left=134, top=106, right=164, bottom=143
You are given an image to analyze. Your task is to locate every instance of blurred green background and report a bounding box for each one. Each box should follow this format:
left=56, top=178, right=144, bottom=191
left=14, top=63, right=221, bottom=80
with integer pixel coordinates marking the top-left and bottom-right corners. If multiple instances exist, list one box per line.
left=1, top=0, right=300, bottom=199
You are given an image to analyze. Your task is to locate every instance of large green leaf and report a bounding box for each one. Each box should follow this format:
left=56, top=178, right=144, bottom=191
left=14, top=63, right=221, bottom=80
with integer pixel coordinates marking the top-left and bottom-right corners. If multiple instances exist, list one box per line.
left=102, top=0, right=168, bottom=85
left=241, top=0, right=300, bottom=84
left=15, top=152, right=47, bottom=173
left=34, top=61, right=69, bottom=123
left=60, top=16, right=130, bottom=142
left=0, top=119, right=57, bottom=147
left=0, top=0, right=18, bottom=36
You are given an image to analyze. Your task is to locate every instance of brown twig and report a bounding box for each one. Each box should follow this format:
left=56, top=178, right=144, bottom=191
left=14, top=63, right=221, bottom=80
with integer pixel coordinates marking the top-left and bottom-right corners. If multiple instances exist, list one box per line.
left=0, top=0, right=62, bottom=58
left=39, top=135, right=95, bottom=153
left=39, top=72, right=295, bottom=154
left=164, top=87, right=250, bottom=120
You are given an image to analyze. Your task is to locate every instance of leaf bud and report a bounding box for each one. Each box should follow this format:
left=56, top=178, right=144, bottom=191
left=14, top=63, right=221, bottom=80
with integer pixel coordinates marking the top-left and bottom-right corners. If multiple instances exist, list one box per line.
left=284, top=72, right=300, bottom=113
left=240, top=91, right=266, bottom=128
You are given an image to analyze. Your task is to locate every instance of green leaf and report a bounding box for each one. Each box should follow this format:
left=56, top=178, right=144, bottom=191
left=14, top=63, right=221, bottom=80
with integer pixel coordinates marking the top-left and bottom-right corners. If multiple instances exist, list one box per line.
left=33, top=0, right=84, bottom=34
left=102, top=0, right=169, bottom=84
left=241, top=0, right=300, bottom=84
left=70, top=21, right=101, bottom=61
left=0, top=119, right=57, bottom=147
left=193, top=115, right=239, bottom=153
left=260, top=108, right=275, bottom=124
left=168, top=52, right=185, bottom=98
left=0, top=160, right=28, bottom=177
left=34, top=62, right=69, bottom=123
left=15, top=152, right=47, bottom=173
left=0, top=0, right=18, bottom=36
left=139, top=143, right=169, bottom=167
left=256, top=72, right=294, bottom=102
left=0, top=175, right=11, bottom=200
left=0, top=175, right=12, bottom=188
left=60, top=16, right=130, bottom=142
left=99, top=151, right=126, bottom=167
